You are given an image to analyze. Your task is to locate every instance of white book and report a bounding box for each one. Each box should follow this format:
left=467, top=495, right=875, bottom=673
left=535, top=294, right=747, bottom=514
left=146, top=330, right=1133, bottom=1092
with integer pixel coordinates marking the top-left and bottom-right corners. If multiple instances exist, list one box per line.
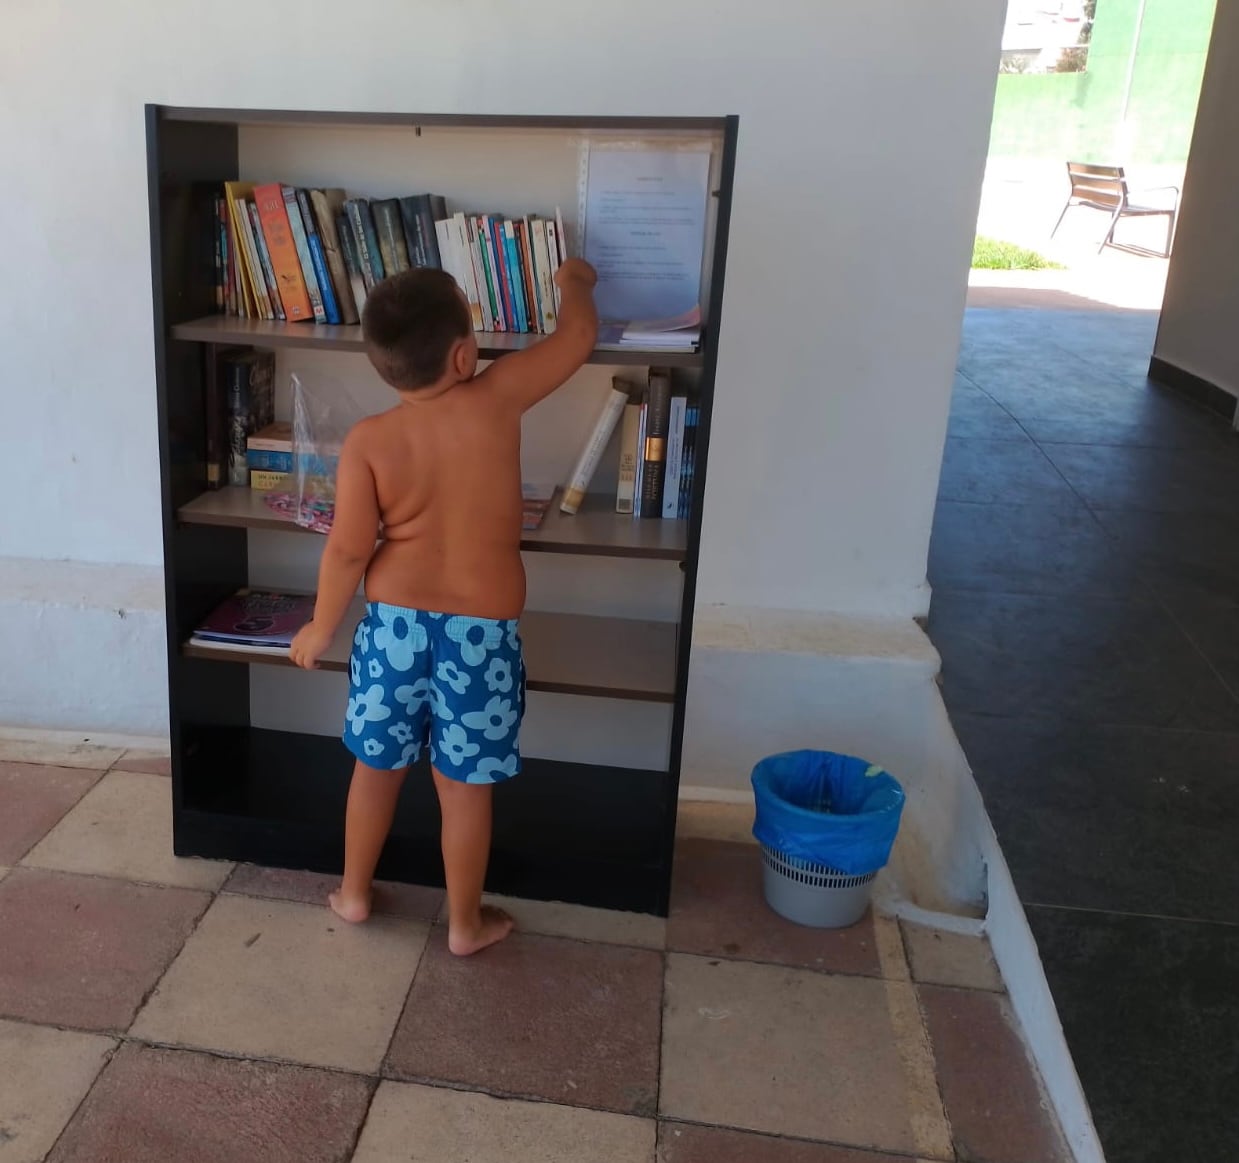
left=662, top=395, right=688, bottom=518
left=561, top=385, right=628, bottom=515
left=451, top=213, right=484, bottom=331
left=531, top=218, right=558, bottom=334
left=553, top=206, right=568, bottom=311
left=465, top=215, right=494, bottom=332
left=435, top=220, right=459, bottom=289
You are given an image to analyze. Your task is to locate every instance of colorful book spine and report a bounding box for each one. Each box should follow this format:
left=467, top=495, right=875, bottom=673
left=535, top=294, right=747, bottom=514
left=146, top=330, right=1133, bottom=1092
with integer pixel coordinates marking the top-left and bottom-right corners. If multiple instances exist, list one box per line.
left=309, top=189, right=359, bottom=324
left=488, top=217, right=515, bottom=332
left=223, top=182, right=261, bottom=318
left=398, top=196, right=428, bottom=267
left=561, top=383, right=629, bottom=515
left=502, top=221, right=529, bottom=333
left=212, top=196, right=224, bottom=312
left=462, top=215, right=494, bottom=332
left=372, top=199, right=410, bottom=276
left=282, top=187, right=326, bottom=322
left=339, top=209, right=372, bottom=306
left=248, top=201, right=286, bottom=320
left=632, top=398, right=649, bottom=517
left=252, top=184, right=312, bottom=321
left=516, top=219, right=541, bottom=333
left=234, top=198, right=273, bottom=320
left=480, top=216, right=507, bottom=331
left=297, top=189, right=341, bottom=324
left=224, top=351, right=276, bottom=487
left=247, top=449, right=294, bottom=472
left=679, top=403, right=700, bottom=519
left=662, top=395, right=688, bottom=518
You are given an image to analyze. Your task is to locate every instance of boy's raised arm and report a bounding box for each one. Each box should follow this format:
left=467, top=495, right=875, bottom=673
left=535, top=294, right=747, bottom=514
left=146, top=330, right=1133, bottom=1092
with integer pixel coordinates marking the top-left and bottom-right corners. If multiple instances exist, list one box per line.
left=290, top=426, right=380, bottom=669
left=480, top=258, right=599, bottom=410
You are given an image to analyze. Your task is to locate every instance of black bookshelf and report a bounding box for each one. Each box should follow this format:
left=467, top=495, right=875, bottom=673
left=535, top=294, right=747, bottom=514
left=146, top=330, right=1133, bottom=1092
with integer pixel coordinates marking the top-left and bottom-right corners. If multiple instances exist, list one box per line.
left=147, top=105, right=737, bottom=915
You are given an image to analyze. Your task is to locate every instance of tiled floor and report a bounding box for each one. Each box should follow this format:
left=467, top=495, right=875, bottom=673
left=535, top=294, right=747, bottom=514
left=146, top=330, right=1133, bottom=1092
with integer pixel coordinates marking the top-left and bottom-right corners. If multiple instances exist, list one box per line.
left=0, top=745, right=1067, bottom=1163
left=930, top=307, right=1239, bottom=1162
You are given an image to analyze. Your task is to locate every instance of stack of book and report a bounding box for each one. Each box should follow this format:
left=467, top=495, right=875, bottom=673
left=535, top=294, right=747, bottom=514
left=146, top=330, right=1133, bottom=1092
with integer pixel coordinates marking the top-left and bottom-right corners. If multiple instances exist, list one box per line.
left=213, top=183, right=569, bottom=336
left=190, top=590, right=315, bottom=656
left=559, top=368, right=700, bottom=520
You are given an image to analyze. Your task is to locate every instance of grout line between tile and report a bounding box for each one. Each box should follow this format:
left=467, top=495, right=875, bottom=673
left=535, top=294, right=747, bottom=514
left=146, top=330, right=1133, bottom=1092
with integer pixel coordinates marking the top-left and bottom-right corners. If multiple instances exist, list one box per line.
left=1023, top=900, right=1239, bottom=929
left=37, top=1035, right=122, bottom=1163
left=876, top=927, right=954, bottom=1161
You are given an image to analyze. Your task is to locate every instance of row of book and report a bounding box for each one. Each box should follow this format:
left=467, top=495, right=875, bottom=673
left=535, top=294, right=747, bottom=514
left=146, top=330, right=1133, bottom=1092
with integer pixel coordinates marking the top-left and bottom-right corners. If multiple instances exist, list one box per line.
left=214, top=182, right=569, bottom=336
left=561, top=369, right=700, bottom=520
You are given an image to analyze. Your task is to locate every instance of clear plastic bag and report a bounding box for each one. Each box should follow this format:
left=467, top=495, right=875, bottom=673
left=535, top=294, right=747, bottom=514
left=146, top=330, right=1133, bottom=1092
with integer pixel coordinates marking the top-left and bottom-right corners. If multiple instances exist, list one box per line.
left=289, top=372, right=364, bottom=534
left=751, top=750, right=905, bottom=876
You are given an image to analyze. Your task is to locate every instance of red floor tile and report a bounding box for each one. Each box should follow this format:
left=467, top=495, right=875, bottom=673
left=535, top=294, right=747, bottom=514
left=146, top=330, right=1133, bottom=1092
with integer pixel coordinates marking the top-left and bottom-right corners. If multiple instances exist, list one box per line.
left=0, top=762, right=101, bottom=863
left=45, top=1042, right=372, bottom=1163
left=224, top=863, right=442, bottom=920
left=920, top=984, right=1069, bottom=1163
left=0, top=869, right=209, bottom=1031
left=658, top=1123, right=921, bottom=1163
left=386, top=929, right=662, bottom=1114
left=667, top=838, right=882, bottom=976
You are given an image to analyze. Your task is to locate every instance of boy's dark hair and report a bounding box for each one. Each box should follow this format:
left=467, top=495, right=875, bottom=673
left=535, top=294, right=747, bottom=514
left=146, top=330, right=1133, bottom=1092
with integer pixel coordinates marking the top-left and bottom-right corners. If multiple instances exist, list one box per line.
left=361, top=268, right=472, bottom=389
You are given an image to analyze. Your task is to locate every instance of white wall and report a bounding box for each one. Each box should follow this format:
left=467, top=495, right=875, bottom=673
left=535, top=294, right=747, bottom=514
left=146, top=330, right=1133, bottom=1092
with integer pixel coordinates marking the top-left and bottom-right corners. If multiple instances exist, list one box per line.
left=1154, top=1, right=1237, bottom=399
left=0, top=0, right=1002, bottom=617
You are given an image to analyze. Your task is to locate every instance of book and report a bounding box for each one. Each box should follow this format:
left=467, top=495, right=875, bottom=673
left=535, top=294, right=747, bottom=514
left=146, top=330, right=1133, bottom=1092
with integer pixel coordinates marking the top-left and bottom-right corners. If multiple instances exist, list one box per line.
left=632, top=398, right=649, bottom=517
left=662, top=393, right=688, bottom=518
left=561, top=382, right=629, bottom=515
left=355, top=199, right=386, bottom=286
left=204, top=348, right=229, bottom=489
left=223, top=181, right=262, bottom=318
left=193, top=589, right=315, bottom=649
left=427, top=195, right=447, bottom=265
left=247, top=421, right=292, bottom=451
left=398, top=195, right=431, bottom=268
left=249, top=187, right=312, bottom=322
left=345, top=201, right=378, bottom=292
left=249, top=469, right=291, bottom=492
left=460, top=214, right=492, bottom=331
left=451, top=213, right=485, bottom=330
left=679, top=403, right=700, bottom=519
left=297, top=189, right=342, bottom=324
left=481, top=216, right=508, bottom=331
left=434, top=219, right=459, bottom=288
left=522, top=482, right=556, bottom=531
left=248, top=201, right=286, bottom=320
left=531, top=217, right=557, bottom=334
left=309, top=189, right=359, bottom=324
left=615, top=387, right=643, bottom=515
left=554, top=206, right=568, bottom=311
left=233, top=194, right=274, bottom=319
left=640, top=369, right=672, bottom=518
left=223, top=350, right=275, bottom=487
left=488, top=216, right=515, bottom=332
left=516, top=219, right=541, bottom=332
left=212, top=196, right=224, bottom=312
left=372, top=199, right=411, bottom=276
left=282, top=186, right=326, bottom=323
left=337, top=212, right=369, bottom=316
left=502, top=220, right=529, bottom=333
left=248, top=450, right=293, bottom=472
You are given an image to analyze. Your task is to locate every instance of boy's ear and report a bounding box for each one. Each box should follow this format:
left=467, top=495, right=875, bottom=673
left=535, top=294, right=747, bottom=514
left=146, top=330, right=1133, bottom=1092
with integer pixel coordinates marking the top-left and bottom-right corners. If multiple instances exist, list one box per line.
left=450, top=335, right=477, bottom=378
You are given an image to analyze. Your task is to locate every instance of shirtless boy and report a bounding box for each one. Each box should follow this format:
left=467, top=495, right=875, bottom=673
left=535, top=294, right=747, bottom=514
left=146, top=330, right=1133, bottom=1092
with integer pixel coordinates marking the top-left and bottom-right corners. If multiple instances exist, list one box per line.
left=290, top=258, right=599, bottom=955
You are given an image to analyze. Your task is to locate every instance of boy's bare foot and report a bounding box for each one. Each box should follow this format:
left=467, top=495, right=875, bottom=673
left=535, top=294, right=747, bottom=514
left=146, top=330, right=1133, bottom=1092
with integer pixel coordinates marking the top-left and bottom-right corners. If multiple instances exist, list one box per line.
left=448, top=905, right=514, bottom=956
left=328, top=888, right=372, bottom=923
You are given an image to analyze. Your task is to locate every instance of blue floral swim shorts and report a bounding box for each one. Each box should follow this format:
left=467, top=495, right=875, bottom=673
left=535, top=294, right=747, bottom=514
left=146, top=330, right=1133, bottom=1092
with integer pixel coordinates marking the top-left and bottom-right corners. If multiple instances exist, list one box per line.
left=343, top=602, right=526, bottom=783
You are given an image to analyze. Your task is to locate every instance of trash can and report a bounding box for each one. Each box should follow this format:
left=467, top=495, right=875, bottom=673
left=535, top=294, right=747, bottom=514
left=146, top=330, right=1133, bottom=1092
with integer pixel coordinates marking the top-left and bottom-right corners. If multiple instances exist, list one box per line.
left=752, top=750, right=905, bottom=929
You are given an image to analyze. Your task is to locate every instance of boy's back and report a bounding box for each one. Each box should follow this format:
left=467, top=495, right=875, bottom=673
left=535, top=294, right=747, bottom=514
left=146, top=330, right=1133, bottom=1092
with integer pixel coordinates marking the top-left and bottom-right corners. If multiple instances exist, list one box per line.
left=357, top=378, right=525, bottom=620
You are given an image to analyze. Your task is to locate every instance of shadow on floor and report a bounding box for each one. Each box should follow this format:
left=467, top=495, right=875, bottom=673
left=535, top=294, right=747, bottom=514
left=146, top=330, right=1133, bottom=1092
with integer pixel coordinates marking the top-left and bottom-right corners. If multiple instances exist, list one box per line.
left=929, top=304, right=1239, bottom=1162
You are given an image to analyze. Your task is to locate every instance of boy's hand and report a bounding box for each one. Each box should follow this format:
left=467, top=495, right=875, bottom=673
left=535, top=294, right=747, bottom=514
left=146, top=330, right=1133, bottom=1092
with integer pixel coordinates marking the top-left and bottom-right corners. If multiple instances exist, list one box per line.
left=555, top=257, right=596, bottom=288
left=290, top=620, right=334, bottom=670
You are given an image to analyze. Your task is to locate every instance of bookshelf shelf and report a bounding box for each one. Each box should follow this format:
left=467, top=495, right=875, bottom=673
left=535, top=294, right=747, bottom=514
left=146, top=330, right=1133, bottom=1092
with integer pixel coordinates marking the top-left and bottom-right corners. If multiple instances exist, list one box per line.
left=186, top=604, right=677, bottom=702
left=171, top=316, right=704, bottom=368
left=179, top=487, right=690, bottom=560
left=148, top=104, right=737, bottom=915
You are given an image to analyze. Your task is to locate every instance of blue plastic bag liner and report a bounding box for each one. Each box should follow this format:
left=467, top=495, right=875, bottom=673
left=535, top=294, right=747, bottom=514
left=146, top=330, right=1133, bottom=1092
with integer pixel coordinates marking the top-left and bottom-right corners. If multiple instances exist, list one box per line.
left=751, top=750, right=905, bottom=876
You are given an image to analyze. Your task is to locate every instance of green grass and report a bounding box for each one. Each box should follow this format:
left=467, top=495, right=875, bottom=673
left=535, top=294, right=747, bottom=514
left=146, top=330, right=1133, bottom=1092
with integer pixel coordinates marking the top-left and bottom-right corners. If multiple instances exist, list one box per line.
left=972, top=235, right=1063, bottom=270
